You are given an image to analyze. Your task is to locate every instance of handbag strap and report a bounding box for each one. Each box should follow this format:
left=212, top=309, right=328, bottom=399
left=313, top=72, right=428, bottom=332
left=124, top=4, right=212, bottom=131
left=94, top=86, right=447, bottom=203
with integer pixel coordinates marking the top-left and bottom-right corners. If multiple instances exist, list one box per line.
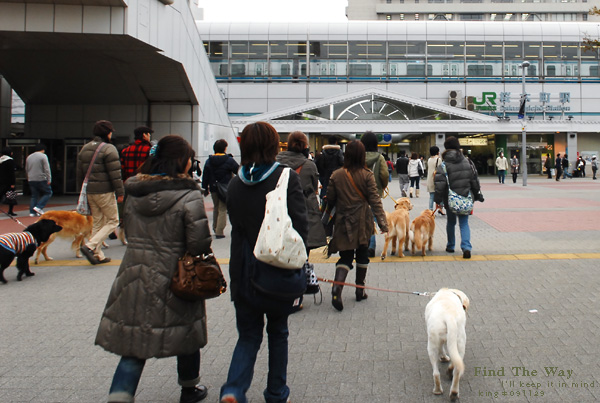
left=83, top=142, right=106, bottom=184
left=345, top=169, right=366, bottom=201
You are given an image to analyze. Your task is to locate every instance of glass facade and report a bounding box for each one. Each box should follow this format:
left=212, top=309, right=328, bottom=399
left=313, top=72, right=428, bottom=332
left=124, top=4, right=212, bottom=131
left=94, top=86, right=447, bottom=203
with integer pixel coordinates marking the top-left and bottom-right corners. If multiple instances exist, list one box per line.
left=204, top=39, right=600, bottom=80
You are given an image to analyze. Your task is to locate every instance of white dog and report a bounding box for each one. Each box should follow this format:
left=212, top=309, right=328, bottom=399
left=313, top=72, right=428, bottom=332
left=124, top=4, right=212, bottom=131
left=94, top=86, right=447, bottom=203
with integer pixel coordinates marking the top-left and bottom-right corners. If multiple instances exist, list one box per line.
left=425, top=288, right=470, bottom=401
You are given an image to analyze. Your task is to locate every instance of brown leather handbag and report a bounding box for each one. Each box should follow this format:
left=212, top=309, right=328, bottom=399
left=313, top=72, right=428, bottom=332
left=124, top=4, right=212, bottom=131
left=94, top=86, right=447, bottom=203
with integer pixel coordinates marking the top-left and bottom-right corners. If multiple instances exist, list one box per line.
left=170, top=252, right=227, bottom=301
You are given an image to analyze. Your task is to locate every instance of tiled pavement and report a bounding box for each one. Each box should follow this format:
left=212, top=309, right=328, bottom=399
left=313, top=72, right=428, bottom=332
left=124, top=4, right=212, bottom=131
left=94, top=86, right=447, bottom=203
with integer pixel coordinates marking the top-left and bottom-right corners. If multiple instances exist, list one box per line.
left=0, top=174, right=599, bottom=402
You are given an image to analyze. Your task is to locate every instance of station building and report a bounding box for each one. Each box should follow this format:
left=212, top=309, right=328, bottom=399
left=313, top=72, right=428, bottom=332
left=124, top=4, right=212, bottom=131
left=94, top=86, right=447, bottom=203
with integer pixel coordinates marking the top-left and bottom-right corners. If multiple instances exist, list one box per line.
left=198, top=20, right=600, bottom=174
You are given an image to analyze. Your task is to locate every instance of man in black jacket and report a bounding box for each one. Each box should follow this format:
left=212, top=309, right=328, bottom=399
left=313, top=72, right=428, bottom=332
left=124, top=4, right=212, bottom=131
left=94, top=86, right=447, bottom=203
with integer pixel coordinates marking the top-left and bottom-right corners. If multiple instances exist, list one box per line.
left=395, top=150, right=410, bottom=197
left=315, top=137, right=344, bottom=203
left=202, top=140, right=239, bottom=239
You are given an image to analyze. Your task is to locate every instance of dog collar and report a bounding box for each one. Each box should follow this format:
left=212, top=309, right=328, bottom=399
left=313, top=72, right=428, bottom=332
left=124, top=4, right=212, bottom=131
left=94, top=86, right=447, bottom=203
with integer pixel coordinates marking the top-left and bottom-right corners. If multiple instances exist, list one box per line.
left=452, top=291, right=467, bottom=311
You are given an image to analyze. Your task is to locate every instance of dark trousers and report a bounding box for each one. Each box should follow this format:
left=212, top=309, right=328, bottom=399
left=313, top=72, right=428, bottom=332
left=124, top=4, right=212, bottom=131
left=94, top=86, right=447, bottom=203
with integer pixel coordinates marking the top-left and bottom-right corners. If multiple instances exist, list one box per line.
left=512, top=172, right=517, bottom=183
left=337, top=245, right=370, bottom=270
left=220, top=302, right=290, bottom=403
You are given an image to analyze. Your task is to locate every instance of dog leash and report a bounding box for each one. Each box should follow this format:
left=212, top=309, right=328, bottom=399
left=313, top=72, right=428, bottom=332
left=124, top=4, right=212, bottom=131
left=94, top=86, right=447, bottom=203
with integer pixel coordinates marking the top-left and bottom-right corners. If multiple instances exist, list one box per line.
left=0, top=207, right=28, bottom=229
left=317, top=277, right=432, bottom=297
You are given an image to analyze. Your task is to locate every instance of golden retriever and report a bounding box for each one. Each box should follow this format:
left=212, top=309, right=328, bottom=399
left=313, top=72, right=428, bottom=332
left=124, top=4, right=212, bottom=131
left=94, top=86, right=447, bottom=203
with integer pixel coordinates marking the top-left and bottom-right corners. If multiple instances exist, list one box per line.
left=425, top=288, right=470, bottom=401
left=409, top=209, right=436, bottom=256
left=381, top=197, right=413, bottom=259
left=34, top=211, right=93, bottom=264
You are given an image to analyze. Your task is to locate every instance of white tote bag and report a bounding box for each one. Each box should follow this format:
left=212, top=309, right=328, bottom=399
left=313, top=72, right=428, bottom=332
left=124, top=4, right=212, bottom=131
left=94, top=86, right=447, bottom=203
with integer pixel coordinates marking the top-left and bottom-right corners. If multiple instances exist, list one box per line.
left=254, top=168, right=308, bottom=269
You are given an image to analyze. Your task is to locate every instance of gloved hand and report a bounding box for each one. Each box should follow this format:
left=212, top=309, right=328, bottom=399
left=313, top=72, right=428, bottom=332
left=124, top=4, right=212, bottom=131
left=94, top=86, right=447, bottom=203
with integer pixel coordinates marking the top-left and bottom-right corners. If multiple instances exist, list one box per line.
left=202, top=189, right=209, bottom=197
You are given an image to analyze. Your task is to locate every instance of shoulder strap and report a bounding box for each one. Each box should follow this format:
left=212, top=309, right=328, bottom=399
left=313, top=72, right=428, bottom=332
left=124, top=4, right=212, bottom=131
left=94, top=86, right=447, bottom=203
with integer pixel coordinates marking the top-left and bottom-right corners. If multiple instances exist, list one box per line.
left=84, top=142, right=106, bottom=184
left=345, top=169, right=366, bottom=201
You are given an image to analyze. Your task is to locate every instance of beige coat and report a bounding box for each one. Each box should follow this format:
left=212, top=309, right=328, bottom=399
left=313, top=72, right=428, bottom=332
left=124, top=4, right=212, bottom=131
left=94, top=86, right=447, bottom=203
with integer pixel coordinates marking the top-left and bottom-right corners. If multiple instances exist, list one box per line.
left=327, top=167, right=388, bottom=253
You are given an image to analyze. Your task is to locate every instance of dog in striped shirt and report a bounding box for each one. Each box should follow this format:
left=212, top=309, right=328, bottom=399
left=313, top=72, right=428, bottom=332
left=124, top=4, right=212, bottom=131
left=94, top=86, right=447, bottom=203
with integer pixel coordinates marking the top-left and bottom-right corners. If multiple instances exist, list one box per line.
left=0, top=219, right=62, bottom=283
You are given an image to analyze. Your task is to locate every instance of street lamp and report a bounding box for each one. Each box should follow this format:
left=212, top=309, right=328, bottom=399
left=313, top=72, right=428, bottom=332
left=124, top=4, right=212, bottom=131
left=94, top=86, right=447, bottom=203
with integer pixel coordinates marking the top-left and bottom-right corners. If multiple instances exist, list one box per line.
left=520, top=61, right=530, bottom=186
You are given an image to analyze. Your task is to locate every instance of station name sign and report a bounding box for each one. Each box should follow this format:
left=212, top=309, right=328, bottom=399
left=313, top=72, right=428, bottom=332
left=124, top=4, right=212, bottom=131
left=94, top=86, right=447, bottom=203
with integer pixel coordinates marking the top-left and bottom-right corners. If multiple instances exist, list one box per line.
left=471, top=91, right=571, bottom=113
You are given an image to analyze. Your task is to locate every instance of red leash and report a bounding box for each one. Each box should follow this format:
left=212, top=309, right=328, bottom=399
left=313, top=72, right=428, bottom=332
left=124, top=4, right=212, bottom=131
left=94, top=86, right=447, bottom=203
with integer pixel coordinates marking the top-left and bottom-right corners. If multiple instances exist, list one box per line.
left=317, top=277, right=431, bottom=297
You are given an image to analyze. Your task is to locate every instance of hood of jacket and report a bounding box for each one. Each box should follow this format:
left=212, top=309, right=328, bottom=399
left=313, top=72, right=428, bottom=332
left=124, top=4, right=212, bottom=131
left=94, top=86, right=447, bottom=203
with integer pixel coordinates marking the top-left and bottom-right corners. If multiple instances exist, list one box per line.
left=276, top=151, right=307, bottom=170
left=125, top=174, right=200, bottom=217
left=365, top=151, right=381, bottom=169
left=442, top=149, right=465, bottom=164
left=239, top=162, right=280, bottom=185
left=322, top=144, right=341, bottom=155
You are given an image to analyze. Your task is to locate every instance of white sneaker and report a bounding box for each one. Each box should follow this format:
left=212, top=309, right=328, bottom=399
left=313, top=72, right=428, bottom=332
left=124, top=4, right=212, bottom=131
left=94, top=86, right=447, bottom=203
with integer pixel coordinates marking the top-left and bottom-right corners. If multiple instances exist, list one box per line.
left=33, top=207, right=44, bottom=216
left=29, top=213, right=37, bottom=217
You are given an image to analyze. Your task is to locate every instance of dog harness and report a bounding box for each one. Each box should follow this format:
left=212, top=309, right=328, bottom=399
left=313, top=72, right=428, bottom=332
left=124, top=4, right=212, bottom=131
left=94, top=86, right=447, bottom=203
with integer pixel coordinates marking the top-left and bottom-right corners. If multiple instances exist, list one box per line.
left=0, top=232, right=36, bottom=254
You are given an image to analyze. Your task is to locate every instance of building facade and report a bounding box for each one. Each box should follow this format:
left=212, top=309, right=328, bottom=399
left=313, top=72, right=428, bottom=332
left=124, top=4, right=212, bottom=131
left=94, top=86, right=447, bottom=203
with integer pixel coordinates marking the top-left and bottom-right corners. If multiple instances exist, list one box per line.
left=198, top=21, right=600, bottom=175
left=346, top=0, right=600, bottom=22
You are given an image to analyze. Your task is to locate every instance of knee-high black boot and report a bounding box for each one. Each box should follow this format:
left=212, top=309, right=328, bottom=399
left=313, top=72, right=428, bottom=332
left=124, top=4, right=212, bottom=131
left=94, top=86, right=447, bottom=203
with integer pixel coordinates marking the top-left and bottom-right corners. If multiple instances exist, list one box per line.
left=355, top=266, right=368, bottom=301
left=332, top=266, right=349, bottom=311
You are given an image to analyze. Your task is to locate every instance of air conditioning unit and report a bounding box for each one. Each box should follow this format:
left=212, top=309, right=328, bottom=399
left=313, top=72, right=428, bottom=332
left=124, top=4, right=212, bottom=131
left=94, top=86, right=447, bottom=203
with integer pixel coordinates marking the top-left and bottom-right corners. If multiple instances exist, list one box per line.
left=466, top=96, right=475, bottom=111
left=448, top=90, right=462, bottom=107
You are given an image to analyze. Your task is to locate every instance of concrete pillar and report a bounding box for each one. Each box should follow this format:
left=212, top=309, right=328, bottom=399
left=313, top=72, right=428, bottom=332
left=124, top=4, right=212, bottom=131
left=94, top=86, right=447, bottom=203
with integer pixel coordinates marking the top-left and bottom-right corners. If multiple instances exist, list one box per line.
left=566, top=132, right=577, bottom=173
left=435, top=133, right=445, bottom=151
left=0, top=77, right=11, bottom=138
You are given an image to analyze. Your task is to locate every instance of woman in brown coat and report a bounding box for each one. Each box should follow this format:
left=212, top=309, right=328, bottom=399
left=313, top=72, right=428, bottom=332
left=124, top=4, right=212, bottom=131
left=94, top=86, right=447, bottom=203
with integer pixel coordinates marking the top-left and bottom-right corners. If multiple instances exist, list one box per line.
left=95, top=135, right=212, bottom=403
left=326, top=141, right=388, bottom=311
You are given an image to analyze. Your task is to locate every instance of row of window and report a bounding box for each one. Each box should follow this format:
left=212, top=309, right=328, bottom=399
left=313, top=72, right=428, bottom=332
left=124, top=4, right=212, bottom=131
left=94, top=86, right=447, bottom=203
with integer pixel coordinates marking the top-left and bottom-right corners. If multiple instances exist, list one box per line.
left=204, top=41, right=597, bottom=61
left=211, top=59, right=598, bottom=78
left=382, top=0, right=586, bottom=3
left=382, top=13, right=586, bottom=21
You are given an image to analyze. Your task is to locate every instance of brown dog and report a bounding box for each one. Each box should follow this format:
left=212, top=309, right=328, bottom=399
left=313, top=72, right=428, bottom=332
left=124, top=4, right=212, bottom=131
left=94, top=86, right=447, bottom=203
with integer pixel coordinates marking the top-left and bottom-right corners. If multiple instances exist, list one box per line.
left=34, top=210, right=93, bottom=264
left=381, top=197, right=413, bottom=259
left=409, top=209, right=436, bottom=256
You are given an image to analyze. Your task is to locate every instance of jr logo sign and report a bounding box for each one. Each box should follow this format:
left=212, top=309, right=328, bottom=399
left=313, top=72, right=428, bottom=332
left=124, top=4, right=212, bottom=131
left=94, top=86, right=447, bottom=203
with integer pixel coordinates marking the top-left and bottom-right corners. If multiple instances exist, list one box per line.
left=473, top=92, right=497, bottom=106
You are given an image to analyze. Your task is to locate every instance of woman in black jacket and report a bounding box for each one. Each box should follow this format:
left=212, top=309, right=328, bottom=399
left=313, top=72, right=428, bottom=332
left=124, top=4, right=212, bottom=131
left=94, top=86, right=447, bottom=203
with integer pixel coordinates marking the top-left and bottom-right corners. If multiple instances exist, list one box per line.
left=0, top=147, right=17, bottom=216
left=434, top=137, right=483, bottom=259
left=220, top=122, right=308, bottom=403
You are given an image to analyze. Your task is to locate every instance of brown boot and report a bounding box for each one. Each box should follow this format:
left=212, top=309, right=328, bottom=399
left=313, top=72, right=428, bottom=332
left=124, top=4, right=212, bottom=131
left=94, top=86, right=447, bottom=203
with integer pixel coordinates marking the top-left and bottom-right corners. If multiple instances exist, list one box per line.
left=355, top=266, right=368, bottom=301
left=332, top=266, right=349, bottom=311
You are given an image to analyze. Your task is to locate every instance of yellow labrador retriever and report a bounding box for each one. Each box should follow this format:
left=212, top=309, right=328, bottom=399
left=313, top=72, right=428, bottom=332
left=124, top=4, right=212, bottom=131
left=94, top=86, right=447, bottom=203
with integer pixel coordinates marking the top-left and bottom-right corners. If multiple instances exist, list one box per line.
left=425, top=288, right=470, bottom=401
left=380, top=197, right=413, bottom=259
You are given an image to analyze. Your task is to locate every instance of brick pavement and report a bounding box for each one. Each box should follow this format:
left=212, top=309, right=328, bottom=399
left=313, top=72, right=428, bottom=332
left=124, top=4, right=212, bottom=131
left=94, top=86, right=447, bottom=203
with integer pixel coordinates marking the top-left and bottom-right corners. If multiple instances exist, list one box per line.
left=0, top=175, right=599, bottom=402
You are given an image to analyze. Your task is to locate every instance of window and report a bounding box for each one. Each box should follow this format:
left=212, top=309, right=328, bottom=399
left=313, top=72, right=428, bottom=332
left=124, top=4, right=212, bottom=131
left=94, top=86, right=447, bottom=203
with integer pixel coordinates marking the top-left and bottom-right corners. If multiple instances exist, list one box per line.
left=386, top=14, right=392, bottom=20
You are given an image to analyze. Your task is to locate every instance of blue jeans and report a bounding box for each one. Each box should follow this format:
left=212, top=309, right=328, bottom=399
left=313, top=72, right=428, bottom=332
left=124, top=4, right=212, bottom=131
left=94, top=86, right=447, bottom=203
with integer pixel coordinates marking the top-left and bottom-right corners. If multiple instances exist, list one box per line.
left=108, top=352, right=200, bottom=402
left=429, top=192, right=435, bottom=210
left=368, top=212, right=377, bottom=251
left=220, top=302, right=290, bottom=403
left=29, top=180, right=52, bottom=214
left=498, top=170, right=506, bottom=183
left=446, top=210, right=471, bottom=252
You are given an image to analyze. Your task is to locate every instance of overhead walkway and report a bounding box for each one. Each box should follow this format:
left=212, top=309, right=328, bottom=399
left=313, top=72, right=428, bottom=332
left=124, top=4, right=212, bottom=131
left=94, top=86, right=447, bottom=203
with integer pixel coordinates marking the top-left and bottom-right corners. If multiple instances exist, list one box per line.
left=0, top=0, right=237, bottom=158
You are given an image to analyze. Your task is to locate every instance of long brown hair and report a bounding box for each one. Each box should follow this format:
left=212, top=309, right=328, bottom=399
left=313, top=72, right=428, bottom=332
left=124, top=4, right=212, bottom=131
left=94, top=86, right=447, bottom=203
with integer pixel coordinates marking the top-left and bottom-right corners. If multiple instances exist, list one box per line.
left=343, top=141, right=366, bottom=173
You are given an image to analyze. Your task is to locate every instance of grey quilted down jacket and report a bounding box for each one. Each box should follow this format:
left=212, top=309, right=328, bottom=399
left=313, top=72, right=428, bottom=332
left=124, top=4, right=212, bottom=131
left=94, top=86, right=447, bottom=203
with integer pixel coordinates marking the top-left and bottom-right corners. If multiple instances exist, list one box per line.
left=95, top=174, right=212, bottom=359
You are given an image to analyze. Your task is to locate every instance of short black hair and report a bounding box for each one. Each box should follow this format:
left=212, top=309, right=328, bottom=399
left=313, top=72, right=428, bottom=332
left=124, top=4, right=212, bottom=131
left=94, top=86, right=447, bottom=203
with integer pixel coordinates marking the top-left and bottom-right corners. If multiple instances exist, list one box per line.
left=327, top=137, right=338, bottom=145
left=444, top=136, right=461, bottom=151
left=134, top=126, right=153, bottom=140
left=429, top=146, right=440, bottom=156
left=1, top=147, right=12, bottom=156
left=213, top=139, right=228, bottom=154
left=360, top=131, right=378, bottom=152
left=34, top=143, right=46, bottom=152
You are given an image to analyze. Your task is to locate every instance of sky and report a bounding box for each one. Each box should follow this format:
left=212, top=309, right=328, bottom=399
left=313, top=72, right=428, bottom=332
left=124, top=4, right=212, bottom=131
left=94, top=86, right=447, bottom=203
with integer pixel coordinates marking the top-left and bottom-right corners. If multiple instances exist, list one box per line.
left=198, top=0, right=348, bottom=23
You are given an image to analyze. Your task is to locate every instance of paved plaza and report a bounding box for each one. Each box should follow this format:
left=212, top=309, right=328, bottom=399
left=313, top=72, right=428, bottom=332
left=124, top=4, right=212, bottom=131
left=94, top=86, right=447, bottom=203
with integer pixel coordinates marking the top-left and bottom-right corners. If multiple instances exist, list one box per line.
left=0, top=174, right=599, bottom=402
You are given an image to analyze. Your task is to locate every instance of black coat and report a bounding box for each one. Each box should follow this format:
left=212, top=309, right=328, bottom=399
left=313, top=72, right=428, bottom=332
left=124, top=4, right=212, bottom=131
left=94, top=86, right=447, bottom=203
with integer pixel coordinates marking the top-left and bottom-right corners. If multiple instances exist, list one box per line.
left=0, top=156, right=16, bottom=196
left=201, top=154, right=239, bottom=192
left=227, top=164, right=308, bottom=302
left=434, top=149, right=481, bottom=206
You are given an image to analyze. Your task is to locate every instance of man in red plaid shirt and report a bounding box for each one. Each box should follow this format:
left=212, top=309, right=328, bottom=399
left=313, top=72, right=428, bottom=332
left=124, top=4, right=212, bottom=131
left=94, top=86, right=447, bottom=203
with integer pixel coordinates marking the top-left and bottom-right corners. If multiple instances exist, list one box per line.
left=121, top=126, right=153, bottom=181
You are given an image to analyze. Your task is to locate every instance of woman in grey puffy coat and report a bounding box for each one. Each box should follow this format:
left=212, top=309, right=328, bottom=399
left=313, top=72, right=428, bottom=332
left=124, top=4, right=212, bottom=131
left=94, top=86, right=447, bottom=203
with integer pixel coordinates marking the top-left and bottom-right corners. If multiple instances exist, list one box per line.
left=434, top=136, right=483, bottom=259
left=95, top=135, right=212, bottom=403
